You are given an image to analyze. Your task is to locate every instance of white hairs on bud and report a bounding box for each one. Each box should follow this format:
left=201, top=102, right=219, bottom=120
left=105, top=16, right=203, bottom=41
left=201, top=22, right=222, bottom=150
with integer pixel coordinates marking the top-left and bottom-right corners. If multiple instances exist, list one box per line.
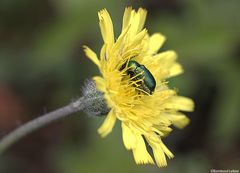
left=82, top=79, right=110, bottom=117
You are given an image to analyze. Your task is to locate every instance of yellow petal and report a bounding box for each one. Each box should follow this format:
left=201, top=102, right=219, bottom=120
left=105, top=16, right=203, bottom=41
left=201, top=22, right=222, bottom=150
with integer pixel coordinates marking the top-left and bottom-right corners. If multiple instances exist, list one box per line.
left=143, top=50, right=179, bottom=80
left=112, top=25, right=130, bottom=54
left=152, top=145, right=167, bottom=167
left=129, top=9, right=147, bottom=38
left=164, top=113, right=190, bottom=129
left=154, top=126, right=172, bottom=137
left=93, top=76, right=106, bottom=92
left=127, top=29, right=148, bottom=50
left=98, top=110, right=116, bottom=137
left=146, top=135, right=173, bottom=167
left=122, top=7, right=133, bottom=32
left=122, top=123, right=136, bottom=150
left=100, top=44, right=107, bottom=62
left=147, top=50, right=177, bottom=70
left=132, top=134, right=154, bottom=165
left=122, top=7, right=147, bottom=39
left=153, top=50, right=177, bottom=62
left=164, top=96, right=194, bottom=112
left=152, top=51, right=183, bottom=78
left=159, top=140, right=174, bottom=159
left=136, top=8, right=147, bottom=33
left=98, top=9, right=114, bottom=47
left=83, top=46, right=100, bottom=67
left=148, top=33, right=166, bottom=55
left=168, top=63, right=183, bottom=78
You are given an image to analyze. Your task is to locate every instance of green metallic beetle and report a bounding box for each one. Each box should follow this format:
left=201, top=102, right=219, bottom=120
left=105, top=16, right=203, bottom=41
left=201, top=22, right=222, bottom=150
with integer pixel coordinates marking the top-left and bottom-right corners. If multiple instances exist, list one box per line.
left=126, top=60, right=156, bottom=94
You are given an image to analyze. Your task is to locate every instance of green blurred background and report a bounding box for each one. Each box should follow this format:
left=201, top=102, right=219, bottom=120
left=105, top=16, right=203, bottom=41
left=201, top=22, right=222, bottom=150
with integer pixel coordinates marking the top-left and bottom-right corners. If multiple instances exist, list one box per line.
left=0, top=0, right=240, bottom=172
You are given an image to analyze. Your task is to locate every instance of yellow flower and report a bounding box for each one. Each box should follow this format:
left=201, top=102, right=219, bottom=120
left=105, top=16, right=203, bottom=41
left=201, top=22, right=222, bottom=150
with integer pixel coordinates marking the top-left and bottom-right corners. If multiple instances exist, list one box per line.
left=84, top=7, right=194, bottom=167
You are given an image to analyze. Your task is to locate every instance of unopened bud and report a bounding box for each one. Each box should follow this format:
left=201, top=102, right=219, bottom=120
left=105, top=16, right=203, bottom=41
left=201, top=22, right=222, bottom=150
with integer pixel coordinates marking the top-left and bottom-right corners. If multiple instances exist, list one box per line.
left=82, top=79, right=110, bottom=117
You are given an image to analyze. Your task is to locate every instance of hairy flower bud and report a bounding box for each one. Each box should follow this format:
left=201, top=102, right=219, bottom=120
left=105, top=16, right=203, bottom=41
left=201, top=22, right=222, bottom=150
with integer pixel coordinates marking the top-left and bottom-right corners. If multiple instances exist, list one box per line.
left=82, top=79, right=110, bottom=117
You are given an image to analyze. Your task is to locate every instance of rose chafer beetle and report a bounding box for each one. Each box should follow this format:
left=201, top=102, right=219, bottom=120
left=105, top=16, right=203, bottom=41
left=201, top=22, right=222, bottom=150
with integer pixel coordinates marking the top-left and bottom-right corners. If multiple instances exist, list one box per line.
left=126, top=60, right=156, bottom=94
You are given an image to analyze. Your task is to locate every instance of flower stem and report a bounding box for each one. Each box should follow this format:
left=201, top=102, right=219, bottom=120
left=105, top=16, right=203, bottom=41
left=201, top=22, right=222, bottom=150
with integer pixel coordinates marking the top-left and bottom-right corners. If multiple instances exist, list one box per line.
left=0, top=97, right=84, bottom=154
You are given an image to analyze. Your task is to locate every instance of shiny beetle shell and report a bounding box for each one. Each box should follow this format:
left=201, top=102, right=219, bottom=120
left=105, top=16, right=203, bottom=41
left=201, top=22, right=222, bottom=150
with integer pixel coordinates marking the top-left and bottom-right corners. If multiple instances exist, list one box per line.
left=127, top=60, right=156, bottom=94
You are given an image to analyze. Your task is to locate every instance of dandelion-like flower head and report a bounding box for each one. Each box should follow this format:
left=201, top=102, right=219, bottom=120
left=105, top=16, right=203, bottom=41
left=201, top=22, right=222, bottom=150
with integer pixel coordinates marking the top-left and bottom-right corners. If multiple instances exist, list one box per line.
left=84, top=7, right=194, bottom=167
